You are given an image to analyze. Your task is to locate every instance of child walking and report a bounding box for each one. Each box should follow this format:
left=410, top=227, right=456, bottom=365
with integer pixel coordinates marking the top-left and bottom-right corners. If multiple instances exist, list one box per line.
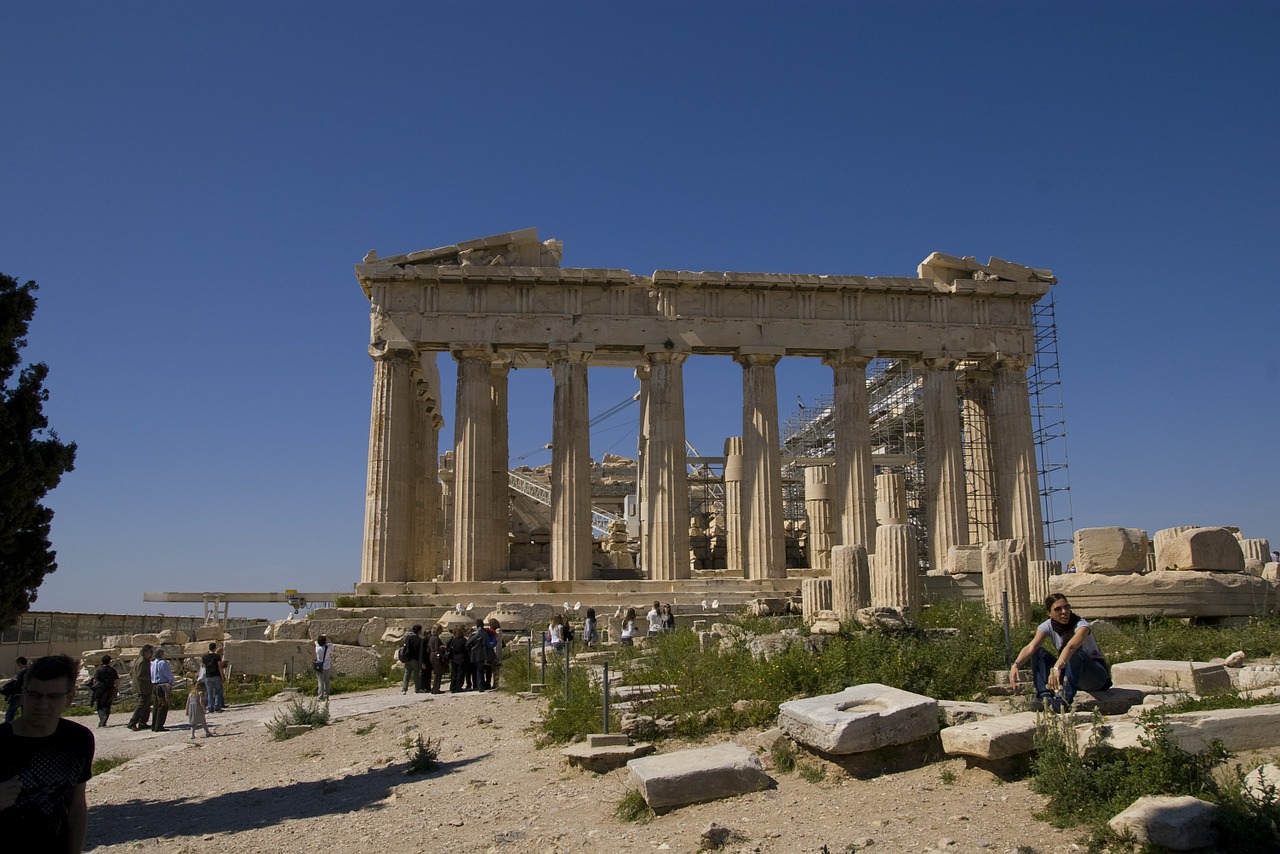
left=187, top=678, right=214, bottom=738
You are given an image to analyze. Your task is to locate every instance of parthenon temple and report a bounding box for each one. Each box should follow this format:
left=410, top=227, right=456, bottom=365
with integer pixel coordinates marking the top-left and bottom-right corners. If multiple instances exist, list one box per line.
left=353, top=229, right=1056, bottom=600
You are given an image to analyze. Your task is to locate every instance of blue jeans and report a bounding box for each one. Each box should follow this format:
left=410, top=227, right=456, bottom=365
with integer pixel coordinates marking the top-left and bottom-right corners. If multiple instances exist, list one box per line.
left=205, top=676, right=224, bottom=711
left=1032, top=647, right=1111, bottom=705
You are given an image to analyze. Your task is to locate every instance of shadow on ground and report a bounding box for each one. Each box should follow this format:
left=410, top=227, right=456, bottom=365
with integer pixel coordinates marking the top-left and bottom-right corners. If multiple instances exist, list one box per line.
left=86, top=754, right=488, bottom=846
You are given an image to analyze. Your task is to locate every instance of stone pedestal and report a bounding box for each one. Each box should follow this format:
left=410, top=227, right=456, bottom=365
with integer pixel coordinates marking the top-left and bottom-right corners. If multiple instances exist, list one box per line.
left=549, top=346, right=593, bottom=582
left=361, top=347, right=415, bottom=584
left=643, top=349, right=690, bottom=580
left=982, top=539, right=1030, bottom=625
left=826, top=350, right=876, bottom=551
left=992, top=358, right=1044, bottom=561
left=831, top=543, right=871, bottom=621
left=723, top=437, right=745, bottom=574
left=871, top=524, right=920, bottom=613
left=922, top=359, right=969, bottom=572
left=736, top=351, right=786, bottom=579
left=804, top=465, right=835, bottom=569
left=875, top=472, right=908, bottom=526
left=801, top=578, right=833, bottom=626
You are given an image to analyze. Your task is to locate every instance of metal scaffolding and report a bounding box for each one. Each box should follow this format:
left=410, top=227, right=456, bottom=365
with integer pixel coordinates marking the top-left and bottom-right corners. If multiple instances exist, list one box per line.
left=1030, top=292, right=1075, bottom=563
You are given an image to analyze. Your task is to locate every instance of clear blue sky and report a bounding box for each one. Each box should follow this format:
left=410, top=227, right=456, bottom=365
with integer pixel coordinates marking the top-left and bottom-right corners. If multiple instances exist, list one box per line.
left=4, top=3, right=1277, bottom=620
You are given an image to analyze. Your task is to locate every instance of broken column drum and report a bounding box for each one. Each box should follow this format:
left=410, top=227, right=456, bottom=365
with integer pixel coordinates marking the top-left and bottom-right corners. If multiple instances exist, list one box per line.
left=354, top=230, right=1056, bottom=589
left=871, top=524, right=920, bottom=614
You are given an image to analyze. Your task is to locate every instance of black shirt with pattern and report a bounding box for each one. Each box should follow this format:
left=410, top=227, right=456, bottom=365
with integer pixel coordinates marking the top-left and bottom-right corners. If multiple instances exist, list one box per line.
left=0, top=718, right=95, bottom=849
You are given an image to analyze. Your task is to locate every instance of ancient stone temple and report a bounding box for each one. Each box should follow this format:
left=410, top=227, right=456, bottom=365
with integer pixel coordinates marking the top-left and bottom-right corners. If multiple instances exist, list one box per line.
left=353, top=229, right=1054, bottom=592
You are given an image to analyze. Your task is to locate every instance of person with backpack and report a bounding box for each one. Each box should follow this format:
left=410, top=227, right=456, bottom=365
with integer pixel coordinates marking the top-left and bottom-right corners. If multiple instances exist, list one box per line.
left=426, top=624, right=448, bottom=694
left=447, top=625, right=469, bottom=693
left=399, top=625, right=424, bottom=694
left=482, top=619, right=502, bottom=690
left=89, top=655, right=119, bottom=728
left=466, top=619, right=488, bottom=692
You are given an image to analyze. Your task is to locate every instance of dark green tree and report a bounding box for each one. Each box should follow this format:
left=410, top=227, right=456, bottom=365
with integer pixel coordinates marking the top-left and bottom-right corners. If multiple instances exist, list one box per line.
left=0, top=273, right=76, bottom=627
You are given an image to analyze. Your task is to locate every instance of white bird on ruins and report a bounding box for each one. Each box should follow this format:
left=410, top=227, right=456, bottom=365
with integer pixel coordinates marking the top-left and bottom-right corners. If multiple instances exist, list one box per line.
left=455, top=603, right=463, bottom=613
left=711, top=599, right=720, bottom=610
left=466, top=603, right=474, bottom=612
left=564, top=601, right=571, bottom=611
left=574, top=602, right=581, bottom=611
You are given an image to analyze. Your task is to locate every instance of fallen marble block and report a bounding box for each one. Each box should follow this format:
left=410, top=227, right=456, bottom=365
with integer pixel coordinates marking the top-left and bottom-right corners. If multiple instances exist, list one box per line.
left=1108, top=795, right=1217, bottom=851
left=1109, top=660, right=1231, bottom=694
left=777, top=683, right=937, bottom=754
left=626, top=743, right=772, bottom=811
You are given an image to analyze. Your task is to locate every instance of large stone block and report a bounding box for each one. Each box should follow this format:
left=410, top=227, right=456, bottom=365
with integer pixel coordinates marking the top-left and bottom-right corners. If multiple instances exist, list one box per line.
left=1154, top=526, right=1245, bottom=572
left=1074, top=527, right=1149, bottom=573
left=777, top=684, right=938, bottom=755
left=222, top=640, right=316, bottom=676
left=268, top=619, right=312, bottom=640
left=1108, top=796, right=1217, bottom=851
left=941, top=711, right=1039, bottom=760
left=329, top=644, right=381, bottom=677
left=1240, top=538, right=1271, bottom=576
left=1166, top=705, right=1280, bottom=753
left=626, top=743, right=772, bottom=810
left=945, top=544, right=984, bottom=575
left=981, top=539, right=1029, bottom=625
left=299, top=618, right=367, bottom=645
left=1052, top=571, right=1276, bottom=619
left=1110, top=660, right=1232, bottom=694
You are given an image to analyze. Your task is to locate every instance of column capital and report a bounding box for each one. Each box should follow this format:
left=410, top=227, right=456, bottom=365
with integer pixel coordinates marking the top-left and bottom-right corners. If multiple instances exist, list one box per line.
left=547, top=344, right=594, bottom=365
left=958, top=365, right=994, bottom=388
left=368, top=344, right=415, bottom=363
left=822, top=348, right=875, bottom=369
left=642, top=346, right=689, bottom=367
left=734, top=347, right=783, bottom=368
left=994, top=355, right=1034, bottom=373
left=449, top=342, right=494, bottom=362
left=918, top=354, right=962, bottom=371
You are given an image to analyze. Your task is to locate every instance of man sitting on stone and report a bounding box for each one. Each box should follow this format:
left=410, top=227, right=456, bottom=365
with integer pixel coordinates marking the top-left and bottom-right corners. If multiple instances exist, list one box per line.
left=0, top=654, right=95, bottom=853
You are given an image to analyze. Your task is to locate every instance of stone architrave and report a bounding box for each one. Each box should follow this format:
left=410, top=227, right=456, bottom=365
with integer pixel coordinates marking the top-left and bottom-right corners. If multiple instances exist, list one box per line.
left=1028, top=559, right=1060, bottom=606
left=831, top=543, right=871, bottom=621
left=450, top=345, right=495, bottom=581
left=991, top=358, right=1045, bottom=561
left=922, top=358, right=969, bottom=572
left=1239, top=538, right=1271, bottom=576
left=871, top=524, right=920, bottom=614
left=626, top=743, right=772, bottom=811
left=1074, top=527, right=1150, bottom=574
left=1155, top=527, right=1246, bottom=572
left=735, top=350, right=786, bottom=579
left=777, top=684, right=939, bottom=754
left=825, top=350, right=876, bottom=552
left=803, top=464, right=835, bottom=569
left=549, top=346, right=593, bottom=582
left=1108, top=796, right=1218, bottom=852
left=982, top=539, right=1030, bottom=625
left=489, top=356, right=512, bottom=574
left=361, top=346, right=415, bottom=584
left=1052, top=571, right=1276, bottom=619
left=875, top=472, right=907, bottom=526
left=801, top=578, right=833, bottom=626
left=959, top=366, right=999, bottom=543
left=723, top=437, right=745, bottom=574
left=643, top=349, right=691, bottom=581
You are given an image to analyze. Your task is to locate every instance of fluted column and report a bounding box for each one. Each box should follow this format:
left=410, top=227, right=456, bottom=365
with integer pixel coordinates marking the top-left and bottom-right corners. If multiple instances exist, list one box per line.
left=549, top=345, right=593, bottom=582
left=451, top=344, right=494, bottom=581
left=723, top=436, right=745, bottom=574
left=412, top=397, right=443, bottom=582
left=922, top=358, right=969, bottom=572
left=825, top=350, right=876, bottom=551
left=871, top=524, right=920, bottom=613
left=804, top=464, right=835, bottom=569
left=876, top=471, right=908, bottom=525
left=992, top=357, right=1045, bottom=561
left=831, top=543, right=871, bottom=620
left=361, top=346, right=416, bottom=584
left=438, top=451, right=455, bottom=575
left=959, top=366, right=998, bottom=543
left=643, top=348, right=690, bottom=580
left=634, top=365, right=651, bottom=573
left=982, top=538, right=1030, bottom=625
left=490, top=357, right=511, bottom=575
left=735, top=350, right=786, bottom=579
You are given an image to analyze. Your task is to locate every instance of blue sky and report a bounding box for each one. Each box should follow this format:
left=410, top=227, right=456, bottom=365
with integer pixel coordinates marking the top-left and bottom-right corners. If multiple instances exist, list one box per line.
left=3, top=2, right=1277, bottom=620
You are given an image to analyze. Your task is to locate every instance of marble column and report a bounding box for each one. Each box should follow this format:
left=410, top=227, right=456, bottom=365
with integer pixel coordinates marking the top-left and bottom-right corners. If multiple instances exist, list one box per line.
left=825, top=350, right=877, bottom=552
left=438, top=451, right=455, bottom=575
left=982, top=538, right=1030, bottom=625
left=361, top=346, right=416, bottom=584
left=871, top=524, right=920, bottom=614
left=831, top=543, right=871, bottom=620
left=643, top=348, right=690, bottom=581
left=876, top=472, right=908, bottom=526
left=735, top=350, right=786, bottom=579
left=411, top=396, right=442, bottom=582
left=922, top=358, right=969, bottom=573
left=992, top=357, right=1045, bottom=561
left=959, top=366, right=999, bottom=544
left=451, top=345, right=494, bottom=582
left=1028, top=559, right=1060, bottom=607
left=549, top=345, right=593, bottom=582
left=634, top=365, right=651, bottom=573
left=803, top=464, right=835, bottom=569
left=801, top=578, right=833, bottom=626
left=723, top=436, right=745, bottom=574
left=490, top=357, right=511, bottom=576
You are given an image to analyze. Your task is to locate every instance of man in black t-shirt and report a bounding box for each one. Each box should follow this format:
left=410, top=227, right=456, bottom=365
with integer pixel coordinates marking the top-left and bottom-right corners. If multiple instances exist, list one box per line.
left=0, top=654, right=95, bottom=853
left=200, top=643, right=225, bottom=712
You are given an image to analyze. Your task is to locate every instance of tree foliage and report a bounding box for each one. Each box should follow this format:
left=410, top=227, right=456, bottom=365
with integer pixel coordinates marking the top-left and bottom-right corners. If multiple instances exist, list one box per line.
left=0, top=273, right=76, bottom=627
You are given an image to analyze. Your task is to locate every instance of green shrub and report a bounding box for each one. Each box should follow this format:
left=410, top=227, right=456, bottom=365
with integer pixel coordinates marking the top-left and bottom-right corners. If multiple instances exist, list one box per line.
left=265, top=698, right=330, bottom=740
left=404, top=733, right=442, bottom=775
left=92, top=756, right=129, bottom=775
left=615, top=788, right=653, bottom=823
left=771, top=738, right=797, bottom=773
left=798, top=762, right=828, bottom=783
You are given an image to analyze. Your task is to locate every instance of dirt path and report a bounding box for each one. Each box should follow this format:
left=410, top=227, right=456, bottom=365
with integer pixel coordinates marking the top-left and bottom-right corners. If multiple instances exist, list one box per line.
left=83, top=687, right=1076, bottom=854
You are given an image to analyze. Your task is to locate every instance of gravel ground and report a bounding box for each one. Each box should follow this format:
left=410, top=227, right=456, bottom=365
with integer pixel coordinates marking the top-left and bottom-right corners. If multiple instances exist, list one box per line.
left=82, top=686, right=1080, bottom=854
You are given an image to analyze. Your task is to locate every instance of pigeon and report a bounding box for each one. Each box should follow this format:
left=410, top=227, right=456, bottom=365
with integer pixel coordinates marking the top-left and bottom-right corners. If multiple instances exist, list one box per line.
left=466, top=603, right=474, bottom=612
left=711, top=599, right=720, bottom=610
left=563, top=601, right=571, bottom=611
left=701, top=599, right=708, bottom=609
left=455, top=603, right=463, bottom=613
left=574, top=602, right=581, bottom=611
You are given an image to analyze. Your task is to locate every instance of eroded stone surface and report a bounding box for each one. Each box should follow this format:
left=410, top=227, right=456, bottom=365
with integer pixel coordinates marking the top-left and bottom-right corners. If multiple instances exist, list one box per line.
left=1107, top=795, right=1217, bottom=851
left=1052, top=570, right=1276, bottom=619
left=1109, top=660, right=1231, bottom=694
left=626, top=742, right=772, bottom=810
left=1074, top=527, right=1149, bottom=573
left=941, top=711, right=1038, bottom=760
left=778, top=684, right=938, bottom=754
left=1155, top=526, right=1245, bottom=572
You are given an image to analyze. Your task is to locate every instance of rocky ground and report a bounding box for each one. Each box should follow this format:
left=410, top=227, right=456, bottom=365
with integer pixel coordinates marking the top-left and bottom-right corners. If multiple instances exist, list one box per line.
left=78, top=685, right=1088, bottom=854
